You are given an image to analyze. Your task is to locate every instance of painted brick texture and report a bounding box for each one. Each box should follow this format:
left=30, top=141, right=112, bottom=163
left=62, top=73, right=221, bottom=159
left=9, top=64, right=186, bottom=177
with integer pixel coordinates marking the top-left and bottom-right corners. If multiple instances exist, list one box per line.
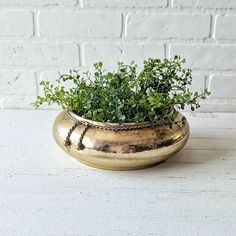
left=126, top=14, right=211, bottom=39
left=38, top=11, right=122, bottom=38
left=0, top=10, right=33, bottom=36
left=0, top=0, right=235, bottom=112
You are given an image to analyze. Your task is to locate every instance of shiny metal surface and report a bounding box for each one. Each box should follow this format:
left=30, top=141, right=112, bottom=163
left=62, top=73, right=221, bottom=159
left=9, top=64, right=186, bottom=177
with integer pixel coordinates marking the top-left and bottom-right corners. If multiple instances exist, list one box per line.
left=53, top=111, right=190, bottom=170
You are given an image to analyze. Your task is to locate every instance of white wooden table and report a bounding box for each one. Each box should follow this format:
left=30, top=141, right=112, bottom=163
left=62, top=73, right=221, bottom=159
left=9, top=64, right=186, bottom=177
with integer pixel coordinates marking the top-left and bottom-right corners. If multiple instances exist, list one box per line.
left=0, top=110, right=236, bottom=236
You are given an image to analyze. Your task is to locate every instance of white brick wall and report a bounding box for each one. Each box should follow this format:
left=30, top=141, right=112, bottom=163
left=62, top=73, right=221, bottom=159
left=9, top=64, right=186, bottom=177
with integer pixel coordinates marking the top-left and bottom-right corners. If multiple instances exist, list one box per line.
left=82, top=0, right=168, bottom=8
left=0, top=10, right=33, bottom=36
left=215, top=15, right=236, bottom=39
left=83, top=43, right=165, bottom=67
left=38, top=11, right=122, bottom=38
left=0, top=42, right=79, bottom=67
left=0, top=0, right=235, bottom=112
left=126, top=14, right=211, bottom=39
left=170, top=45, right=236, bottom=70
left=0, top=0, right=77, bottom=6
left=174, top=0, right=236, bottom=8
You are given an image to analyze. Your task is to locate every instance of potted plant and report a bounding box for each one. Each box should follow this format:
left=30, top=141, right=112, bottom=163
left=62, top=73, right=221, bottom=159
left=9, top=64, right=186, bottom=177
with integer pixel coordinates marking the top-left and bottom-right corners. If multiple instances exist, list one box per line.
left=34, top=56, right=210, bottom=170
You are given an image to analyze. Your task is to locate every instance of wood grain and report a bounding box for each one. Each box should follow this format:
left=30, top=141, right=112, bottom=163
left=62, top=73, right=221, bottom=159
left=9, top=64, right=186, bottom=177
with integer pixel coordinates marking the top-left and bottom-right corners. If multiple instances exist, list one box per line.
left=0, top=110, right=235, bottom=236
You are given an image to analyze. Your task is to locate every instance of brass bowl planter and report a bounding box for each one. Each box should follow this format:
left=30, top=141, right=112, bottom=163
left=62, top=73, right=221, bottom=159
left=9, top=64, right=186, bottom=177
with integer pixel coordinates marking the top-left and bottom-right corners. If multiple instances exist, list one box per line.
left=53, top=110, right=189, bottom=171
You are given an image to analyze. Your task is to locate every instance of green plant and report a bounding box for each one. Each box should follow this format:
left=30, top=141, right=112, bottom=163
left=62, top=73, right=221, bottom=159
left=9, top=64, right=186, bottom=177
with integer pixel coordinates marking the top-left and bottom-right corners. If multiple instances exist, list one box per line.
left=33, top=56, right=210, bottom=125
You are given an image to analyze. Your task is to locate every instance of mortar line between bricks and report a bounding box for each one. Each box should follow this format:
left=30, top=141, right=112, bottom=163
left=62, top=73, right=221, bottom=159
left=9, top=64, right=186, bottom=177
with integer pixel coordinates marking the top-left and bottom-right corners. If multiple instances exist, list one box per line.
left=204, top=75, right=209, bottom=91
left=165, top=44, right=170, bottom=59
left=209, top=14, right=214, bottom=39
left=34, top=10, right=40, bottom=38
left=120, top=13, right=125, bottom=38
left=33, top=8, right=236, bottom=14
left=78, top=43, right=82, bottom=67
left=78, top=0, right=83, bottom=8
left=1, top=37, right=236, bottom=44
left=211, top=14, right=217, bottom=40
left=31, top=10, right=35, bottom=37
left=74, top=0, right=79, bottom=7
left=170, top=0, right=174, bottom=8
left=0, top=66, right=236, bottom=74
left=80, top=43, right=85, bottom=66
left=35, top=72, right=39, bottom=95
left=0, top=6, right=236, bottom=14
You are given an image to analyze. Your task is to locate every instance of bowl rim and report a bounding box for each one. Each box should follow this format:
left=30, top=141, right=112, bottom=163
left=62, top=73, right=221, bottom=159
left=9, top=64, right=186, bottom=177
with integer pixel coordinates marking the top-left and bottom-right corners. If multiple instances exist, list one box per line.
left=66, top=110, right=176, bottom=128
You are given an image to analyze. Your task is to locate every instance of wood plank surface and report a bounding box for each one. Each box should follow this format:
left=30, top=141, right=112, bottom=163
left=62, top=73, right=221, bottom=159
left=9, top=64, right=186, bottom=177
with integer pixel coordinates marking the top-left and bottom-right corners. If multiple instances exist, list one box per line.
left=0, top=110, right=235, bottom=236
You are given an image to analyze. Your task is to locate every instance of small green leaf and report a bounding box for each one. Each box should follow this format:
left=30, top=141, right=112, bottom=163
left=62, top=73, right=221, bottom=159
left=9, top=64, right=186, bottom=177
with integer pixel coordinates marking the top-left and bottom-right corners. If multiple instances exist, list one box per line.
left=33, top=56, right=210, bottom=124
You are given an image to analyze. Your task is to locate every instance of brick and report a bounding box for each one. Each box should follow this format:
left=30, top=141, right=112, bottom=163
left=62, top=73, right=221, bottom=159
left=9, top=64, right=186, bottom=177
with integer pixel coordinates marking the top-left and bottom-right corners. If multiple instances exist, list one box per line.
left=38, top=11, right=122, bottom=38
left=170, top=45, right=236, bottom=70
left=39, top=70, right=78, bottom=110
left=37, top=70, right=85, bottom=110
left=0, top=95, right=36, bottom=109
left=198, top=0, right=236, bottom=8
left=190, top=74, right=206, bottom=92
left=207, top=75, right=236, bottom=98
left=0, top=42, right=79, bottom=67
left=82, top=0, right=167, bottom=8
left=215, top=15, right=236, bottom=39
left=38, top=70, right=77, bottom=94
left=126, top=13, right=210, bottom=39
left=173, top=0, right=194, bottom=7
left=174, top=0, right=236, bottom=8
left=0, top=10, right=33, bottom=36
left=0, top=0, right=76, bottom=6
left=197, top=100, right=236, bottom=112
left=83, top=43, right=165, bottom=68
left=0, top=71, right=36, bottom=95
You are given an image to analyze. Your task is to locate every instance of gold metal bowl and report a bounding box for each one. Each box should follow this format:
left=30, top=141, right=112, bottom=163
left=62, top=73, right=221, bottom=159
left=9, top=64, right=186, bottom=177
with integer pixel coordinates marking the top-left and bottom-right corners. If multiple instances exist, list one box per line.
left=53, top=111, right=189, bottom=170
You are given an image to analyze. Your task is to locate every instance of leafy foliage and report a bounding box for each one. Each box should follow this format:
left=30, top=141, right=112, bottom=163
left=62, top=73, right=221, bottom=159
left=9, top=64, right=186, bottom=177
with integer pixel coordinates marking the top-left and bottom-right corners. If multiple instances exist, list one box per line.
left=33, top=56, right=210, bottom=125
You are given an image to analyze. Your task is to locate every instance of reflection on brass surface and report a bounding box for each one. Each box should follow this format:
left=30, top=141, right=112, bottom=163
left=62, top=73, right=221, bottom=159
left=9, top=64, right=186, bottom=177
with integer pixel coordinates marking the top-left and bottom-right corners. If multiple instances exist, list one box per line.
left=53, top=111, right=189, bottom=170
